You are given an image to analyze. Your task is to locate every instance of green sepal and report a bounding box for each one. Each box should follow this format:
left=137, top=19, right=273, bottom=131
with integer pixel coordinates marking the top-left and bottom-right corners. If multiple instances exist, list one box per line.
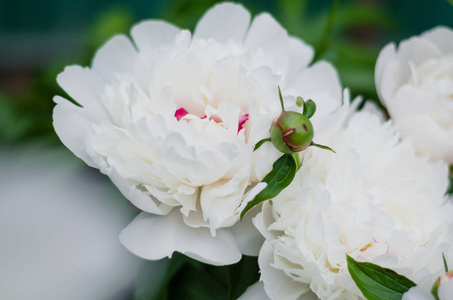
left=303, top=99, right=316, bottom=119
left=240, top=154, right=296, bottom=219
left=296, top=96, right=304, bottom=107
left=253, top=138, right=271, bottom=151
left=347, top=255, right=416, bottom=300
left=311, top=142, right=336, bottom=153
left=278, top=86, right=285, bottom=111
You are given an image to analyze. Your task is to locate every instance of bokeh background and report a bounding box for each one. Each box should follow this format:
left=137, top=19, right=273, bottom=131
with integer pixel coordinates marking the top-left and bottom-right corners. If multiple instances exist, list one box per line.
left=1, top=0, right=453, bottom=299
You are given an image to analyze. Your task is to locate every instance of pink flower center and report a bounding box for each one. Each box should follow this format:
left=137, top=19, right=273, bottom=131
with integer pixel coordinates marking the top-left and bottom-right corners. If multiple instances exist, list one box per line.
left=238, top=112, right=249, bottom=133
left=175, top=108, right=189, bottom=121
left=175, top=107, right=249, bottom=133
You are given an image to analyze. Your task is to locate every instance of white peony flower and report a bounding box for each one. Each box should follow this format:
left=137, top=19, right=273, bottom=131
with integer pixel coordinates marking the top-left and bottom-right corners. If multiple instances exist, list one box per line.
left=53, top=2, right=342, bottom=265
left=253, top=95, right=453, bottom=299
left=375, top=26, right=453, bottom=164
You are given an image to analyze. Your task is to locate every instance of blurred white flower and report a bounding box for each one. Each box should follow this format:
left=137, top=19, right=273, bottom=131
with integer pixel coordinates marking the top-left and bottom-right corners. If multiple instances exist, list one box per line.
left=254, top=97, right=453, bottom=299
left=375, top=26, right=453, bottom=164
left=53, top=2, right=342, bottom=265
left=0, top=145, right=140, bottom=300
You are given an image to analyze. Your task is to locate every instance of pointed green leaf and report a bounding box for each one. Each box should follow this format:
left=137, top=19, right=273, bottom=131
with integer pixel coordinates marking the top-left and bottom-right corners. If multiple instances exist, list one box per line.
left=241, top=154, right=296, bottom=219
left=254, top=138, right=271, bottom=151
left=347, top=255, right=416, bottom=300
left=302, top=100, right=316, bottom=119
left=443, top=252, right=449, bottom=273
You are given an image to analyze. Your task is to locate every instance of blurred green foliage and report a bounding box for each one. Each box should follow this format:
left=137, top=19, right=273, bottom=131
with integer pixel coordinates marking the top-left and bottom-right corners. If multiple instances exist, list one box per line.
left=134, top=253, right=259, bottom=300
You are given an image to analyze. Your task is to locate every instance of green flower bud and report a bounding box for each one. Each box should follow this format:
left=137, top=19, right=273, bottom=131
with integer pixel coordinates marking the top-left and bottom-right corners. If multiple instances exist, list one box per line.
left=432, top=271, right=453, bottom=299
left=270, top=111, right=314, bottom=154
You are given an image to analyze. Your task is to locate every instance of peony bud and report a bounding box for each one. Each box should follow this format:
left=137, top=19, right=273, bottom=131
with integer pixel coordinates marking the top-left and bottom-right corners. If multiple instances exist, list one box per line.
left=431, top=271, right=453, bottom=299
left=270, top=111, right=314, bottom=154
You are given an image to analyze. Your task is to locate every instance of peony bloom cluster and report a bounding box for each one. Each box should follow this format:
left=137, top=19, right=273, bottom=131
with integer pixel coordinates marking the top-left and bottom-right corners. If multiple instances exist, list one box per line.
left=53, top=2, right=342, bottom=265
left=253, top=97, right=453, bottom=299
left=375, top=26, right=453, bottom=164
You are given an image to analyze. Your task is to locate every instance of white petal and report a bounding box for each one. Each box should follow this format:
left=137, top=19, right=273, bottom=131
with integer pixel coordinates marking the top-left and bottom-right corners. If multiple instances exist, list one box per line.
left=56, top=66, right=110, bottom=119
left=245, top=13, right=289, bottom=74
left=131, top=20, right=180, bottom=51
left=92, top=35, right=137, bottom=80
left=53, top=96, right=95, bottom=167
left=398, top=37, right=442, bottom=66
left=438, top=277, right=453, bottom=300
left=253, top=202, right=278, bottom=241
left=259, top=241, right=312, bottom=300
left=119, top=210, right=242, bottom=266
left=230, top=204, right=265, bottom=256
left=193, top=2, right=251, bottom=43
left=361, top=101, right=386, bottom=122
left=106, top=168, right=168, bottom=215
left=200, top=162, right=250, bottom=231
left=402, top=286, right=434, bottom=300
left=290, top=61, right=342, bottom=120
left=237, top=281, right=271, bottom=300
left=397, top=114, right=453, bottom=163
left=421, top=26, right=453, bottom=54
left=375, top=43, right=397, bottom=103
left=286, top=37, right=314, bottom=84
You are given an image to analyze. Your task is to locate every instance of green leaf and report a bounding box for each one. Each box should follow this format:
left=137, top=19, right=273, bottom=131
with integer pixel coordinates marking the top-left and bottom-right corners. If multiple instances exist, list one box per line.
left=253, top=138, right=271, bottom=151
left=226, top=256, right=260, bottom=300
left=443, top=252, right=449, bottom=273
left=241, top=154, right=297, bottom=219
left=302, top=99, right=316, bottom=119
left=167, top=260, right=227, bottom=300
left=164, top=255, right=260, bottom=300
left=134, top=253, right=188, bottom=300
left=347, top=255, right=416, bottom=300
